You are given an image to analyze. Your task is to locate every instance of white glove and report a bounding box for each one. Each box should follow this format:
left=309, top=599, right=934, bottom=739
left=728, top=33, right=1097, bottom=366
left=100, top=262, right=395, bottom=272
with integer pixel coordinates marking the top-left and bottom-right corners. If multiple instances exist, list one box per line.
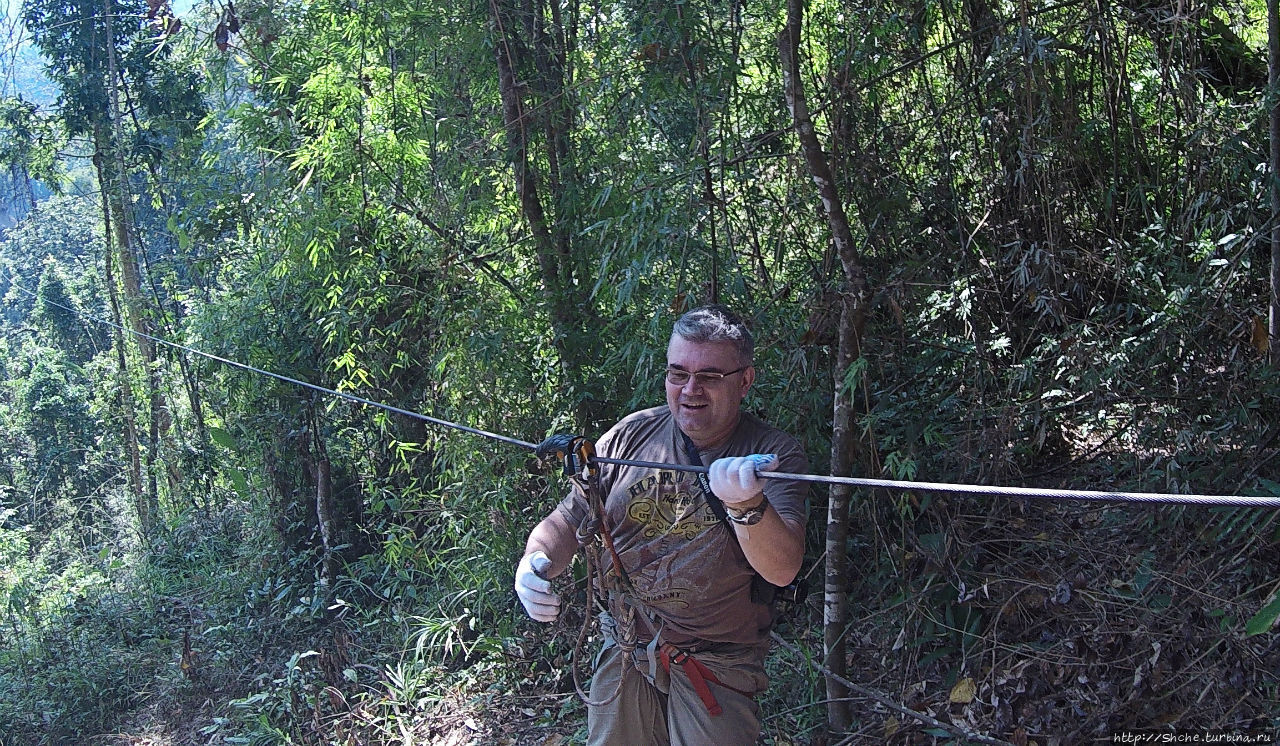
left=709, top=454, right=778, bottom=506
left=515, top=550, right=560, bottom=623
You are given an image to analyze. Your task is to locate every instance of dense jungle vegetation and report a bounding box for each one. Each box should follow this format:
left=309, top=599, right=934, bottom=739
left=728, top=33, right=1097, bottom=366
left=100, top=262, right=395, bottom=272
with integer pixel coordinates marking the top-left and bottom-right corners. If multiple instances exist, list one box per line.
left=0, top=0, right=1277, bottom=743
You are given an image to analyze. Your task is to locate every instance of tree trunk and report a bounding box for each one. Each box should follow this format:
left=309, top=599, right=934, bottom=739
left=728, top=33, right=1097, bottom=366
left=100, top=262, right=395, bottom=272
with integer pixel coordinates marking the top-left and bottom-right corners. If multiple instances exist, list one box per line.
left=97, top=169, right=144, bottom=514
left=92, top=135, right=157, bottom=538
left=674, top=2, right=721, bottom=302
left=316, top=456, right=336, bottom=582
left=780, top=0, right=872, bottom=733
left=490, top=0, right=599, bottom=428
left=98, top=143, right=163, bottom=535
left=1269, top=0, right=1279, bottom=364
left=492, top=0, right=558, bottom=287
left=103, top=0, right=175, bottom=528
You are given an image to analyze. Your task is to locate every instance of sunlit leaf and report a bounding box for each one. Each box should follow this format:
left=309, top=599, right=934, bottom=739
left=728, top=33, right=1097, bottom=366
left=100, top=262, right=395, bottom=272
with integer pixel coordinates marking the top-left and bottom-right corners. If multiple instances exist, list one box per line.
left=1245, top=592, right=1280, bottom=637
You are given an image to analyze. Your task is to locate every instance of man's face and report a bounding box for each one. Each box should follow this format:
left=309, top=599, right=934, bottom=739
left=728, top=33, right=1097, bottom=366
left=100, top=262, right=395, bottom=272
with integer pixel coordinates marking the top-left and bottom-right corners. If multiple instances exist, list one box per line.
left=665, top=335, right=754, bottom=449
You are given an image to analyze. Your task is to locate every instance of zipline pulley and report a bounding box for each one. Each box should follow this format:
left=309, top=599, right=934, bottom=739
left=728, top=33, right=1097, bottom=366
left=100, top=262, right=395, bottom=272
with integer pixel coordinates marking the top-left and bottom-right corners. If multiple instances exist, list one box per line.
left=535, top=433, right=598, bottom=483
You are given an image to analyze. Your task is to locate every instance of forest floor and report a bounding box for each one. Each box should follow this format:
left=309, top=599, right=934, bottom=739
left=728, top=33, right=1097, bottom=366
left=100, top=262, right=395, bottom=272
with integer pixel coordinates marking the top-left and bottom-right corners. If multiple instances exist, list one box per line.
left=826, top=497, right=1280, bottom=745
left=104, top=496, right=1279, bottom=746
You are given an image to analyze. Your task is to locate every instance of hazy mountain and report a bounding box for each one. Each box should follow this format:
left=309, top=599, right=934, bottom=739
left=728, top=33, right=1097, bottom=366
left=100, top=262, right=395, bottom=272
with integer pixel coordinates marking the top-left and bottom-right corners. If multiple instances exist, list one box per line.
left=0, top=38, right=56, bottom=108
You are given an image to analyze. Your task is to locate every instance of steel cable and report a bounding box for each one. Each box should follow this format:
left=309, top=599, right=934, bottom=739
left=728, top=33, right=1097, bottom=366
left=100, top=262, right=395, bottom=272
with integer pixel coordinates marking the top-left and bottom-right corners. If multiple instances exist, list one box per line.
left=593, top=457, right=1280, bottom=508
left=10, top=275, right=1280, bottom=510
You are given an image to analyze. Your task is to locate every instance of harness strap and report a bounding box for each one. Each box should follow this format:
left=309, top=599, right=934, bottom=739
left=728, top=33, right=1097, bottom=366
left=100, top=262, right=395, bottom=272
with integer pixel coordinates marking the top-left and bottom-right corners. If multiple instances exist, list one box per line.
left=645, top=623, right=664, bottom=682
left=657, top=642, right=755, bottom=716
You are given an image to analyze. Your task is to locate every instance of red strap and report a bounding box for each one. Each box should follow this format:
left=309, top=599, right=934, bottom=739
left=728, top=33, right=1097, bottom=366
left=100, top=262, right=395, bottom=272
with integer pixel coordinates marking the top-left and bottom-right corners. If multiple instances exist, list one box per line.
left=659, top=644, right=724, bottom=716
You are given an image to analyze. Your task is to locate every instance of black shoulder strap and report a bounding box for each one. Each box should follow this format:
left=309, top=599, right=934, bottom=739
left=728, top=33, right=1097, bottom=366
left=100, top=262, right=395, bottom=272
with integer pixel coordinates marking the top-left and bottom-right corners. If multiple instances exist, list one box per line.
left=680, top=429, right=794, bottom=607
left=678, top=429, right=729, bottom=524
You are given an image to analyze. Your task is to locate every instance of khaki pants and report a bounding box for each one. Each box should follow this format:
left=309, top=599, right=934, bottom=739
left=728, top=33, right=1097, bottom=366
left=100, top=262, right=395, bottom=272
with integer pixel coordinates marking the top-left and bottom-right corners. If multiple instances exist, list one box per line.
left=586, top=637, right=770, bottom=746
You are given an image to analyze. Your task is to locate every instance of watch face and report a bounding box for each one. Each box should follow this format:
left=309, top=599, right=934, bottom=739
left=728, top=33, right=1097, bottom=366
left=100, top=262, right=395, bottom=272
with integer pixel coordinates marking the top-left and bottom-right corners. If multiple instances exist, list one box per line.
left=730, top=506, right=766, bottom=525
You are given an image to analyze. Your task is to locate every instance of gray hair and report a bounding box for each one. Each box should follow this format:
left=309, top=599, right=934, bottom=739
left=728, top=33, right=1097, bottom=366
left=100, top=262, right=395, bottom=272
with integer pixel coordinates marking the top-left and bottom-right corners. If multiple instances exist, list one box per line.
left=671, top=304, right=754, bottom=364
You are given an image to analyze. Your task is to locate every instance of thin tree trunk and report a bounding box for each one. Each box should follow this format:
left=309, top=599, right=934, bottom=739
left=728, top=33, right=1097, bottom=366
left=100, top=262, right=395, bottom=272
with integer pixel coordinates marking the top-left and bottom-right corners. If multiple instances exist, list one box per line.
left=780, top=0, right=871, bottom=733
left=177, top=350, right=213, bottom=510
left=1269, top=0, right=1279, bottom=364
left=97, top=162, right=144, bottom=513
left=103, top=0, right=170, bottom=526
left=101, top=156, right=162, bottom=531
left=674, top=2, right=721, bottom=302
left=103, top=173, right=159, bottom=535
left=490, top=0, right=599, bottom=427
left=316, top=456, right=336, bottom=582
left=491, top=0, right=558, bottom=298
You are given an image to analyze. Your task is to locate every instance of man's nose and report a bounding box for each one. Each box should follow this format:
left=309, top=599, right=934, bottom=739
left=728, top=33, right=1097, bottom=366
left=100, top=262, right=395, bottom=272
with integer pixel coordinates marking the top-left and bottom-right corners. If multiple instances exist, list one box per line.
left=680, top=377, right=705, bottom=394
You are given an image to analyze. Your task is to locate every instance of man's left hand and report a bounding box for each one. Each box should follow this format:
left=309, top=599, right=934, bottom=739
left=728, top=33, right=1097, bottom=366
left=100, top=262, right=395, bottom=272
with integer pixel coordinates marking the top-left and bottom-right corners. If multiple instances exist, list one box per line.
left=709, top=454, right=778, bottom=506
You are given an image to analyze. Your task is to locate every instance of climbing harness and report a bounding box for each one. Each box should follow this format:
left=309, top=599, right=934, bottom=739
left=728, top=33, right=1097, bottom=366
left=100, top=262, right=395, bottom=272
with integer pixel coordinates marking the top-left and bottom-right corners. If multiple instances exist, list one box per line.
left=534, top=434, right=653, bottom=709
left=537, top=431, right=775, bottom=717
left=656, top=642, right=753, bottom=717
left=535, top=433, right=755, bottom=716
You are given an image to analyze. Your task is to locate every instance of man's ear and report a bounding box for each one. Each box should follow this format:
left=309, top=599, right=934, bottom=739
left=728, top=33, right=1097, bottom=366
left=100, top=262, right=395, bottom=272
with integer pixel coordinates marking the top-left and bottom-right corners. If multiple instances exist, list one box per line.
left=739, top=365, right=756, bottom=397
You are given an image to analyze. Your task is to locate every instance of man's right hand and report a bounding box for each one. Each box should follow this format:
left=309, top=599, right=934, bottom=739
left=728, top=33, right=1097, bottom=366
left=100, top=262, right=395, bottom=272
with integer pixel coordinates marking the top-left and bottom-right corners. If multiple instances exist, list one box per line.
left=515, top=550, right=560, bottom=622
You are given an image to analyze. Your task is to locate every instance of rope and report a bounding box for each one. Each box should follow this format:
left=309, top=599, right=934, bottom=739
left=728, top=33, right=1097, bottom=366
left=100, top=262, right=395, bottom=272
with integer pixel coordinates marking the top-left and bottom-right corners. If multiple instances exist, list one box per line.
left=10, top=275, right=1280, bottom=510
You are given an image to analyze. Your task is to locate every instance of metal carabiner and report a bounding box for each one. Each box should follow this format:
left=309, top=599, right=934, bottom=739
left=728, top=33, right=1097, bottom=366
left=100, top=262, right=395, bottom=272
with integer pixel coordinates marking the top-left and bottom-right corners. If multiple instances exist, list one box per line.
left=535, top=433, right=598, bottom=482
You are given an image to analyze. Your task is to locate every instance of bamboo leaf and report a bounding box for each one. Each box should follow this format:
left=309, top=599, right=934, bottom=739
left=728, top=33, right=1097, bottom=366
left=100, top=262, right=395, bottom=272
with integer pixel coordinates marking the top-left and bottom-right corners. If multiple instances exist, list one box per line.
left=226, top=467, right=250, bottom=498
left=1245, top=592, right=1280, bottom=637
left=208, top=426, right=240, bottom=452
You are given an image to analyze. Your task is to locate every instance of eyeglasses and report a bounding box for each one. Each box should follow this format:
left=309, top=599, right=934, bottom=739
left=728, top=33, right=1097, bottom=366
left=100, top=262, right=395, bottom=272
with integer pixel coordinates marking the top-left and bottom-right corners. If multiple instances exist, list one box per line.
left=665, top=366, right=748, bottom=387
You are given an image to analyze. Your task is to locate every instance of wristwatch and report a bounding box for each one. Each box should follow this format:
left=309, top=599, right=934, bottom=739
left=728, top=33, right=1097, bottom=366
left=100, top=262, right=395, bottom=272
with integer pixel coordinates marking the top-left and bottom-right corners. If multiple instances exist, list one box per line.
left=726, top=495, right=769, bottom=526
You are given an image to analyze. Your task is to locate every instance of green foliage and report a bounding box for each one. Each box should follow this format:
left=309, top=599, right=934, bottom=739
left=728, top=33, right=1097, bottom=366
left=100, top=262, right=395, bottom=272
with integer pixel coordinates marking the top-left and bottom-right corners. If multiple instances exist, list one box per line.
left=1246, top=592, right=1280, bottom=637
left=0, top=0, right=1276, bottom=741
left=22, top=0, right=203, bottom=148
left=0, top=96, right=63, bottom=190
left=0, top=194, right=103, bottom=325
left=0, top=513, right=160, bottom=742
left=32, top=263, right=97, bottom=362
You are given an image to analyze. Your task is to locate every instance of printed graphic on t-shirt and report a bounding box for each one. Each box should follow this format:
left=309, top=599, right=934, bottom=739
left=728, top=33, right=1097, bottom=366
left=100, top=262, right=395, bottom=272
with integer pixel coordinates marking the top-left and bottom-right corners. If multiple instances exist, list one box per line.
left=551, top=407, right=804, bottom=643
left=623, top=468, right=719, bottom=540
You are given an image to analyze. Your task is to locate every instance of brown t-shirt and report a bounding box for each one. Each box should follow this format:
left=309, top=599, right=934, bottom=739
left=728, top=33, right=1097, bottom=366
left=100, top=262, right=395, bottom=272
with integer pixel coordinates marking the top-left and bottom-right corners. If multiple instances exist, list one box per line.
left=555, top=406, right=809, bottom=647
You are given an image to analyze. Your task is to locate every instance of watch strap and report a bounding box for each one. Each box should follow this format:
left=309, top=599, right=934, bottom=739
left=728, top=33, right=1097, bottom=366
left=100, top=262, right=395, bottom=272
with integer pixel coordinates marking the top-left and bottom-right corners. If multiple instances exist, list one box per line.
left=726, top=495, right=770, bottom=525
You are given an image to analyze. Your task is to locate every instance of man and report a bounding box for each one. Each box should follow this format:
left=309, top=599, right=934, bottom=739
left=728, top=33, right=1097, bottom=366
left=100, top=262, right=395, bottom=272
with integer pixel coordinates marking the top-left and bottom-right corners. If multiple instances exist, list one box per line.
left=515, top=304, right=809, bottom=745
